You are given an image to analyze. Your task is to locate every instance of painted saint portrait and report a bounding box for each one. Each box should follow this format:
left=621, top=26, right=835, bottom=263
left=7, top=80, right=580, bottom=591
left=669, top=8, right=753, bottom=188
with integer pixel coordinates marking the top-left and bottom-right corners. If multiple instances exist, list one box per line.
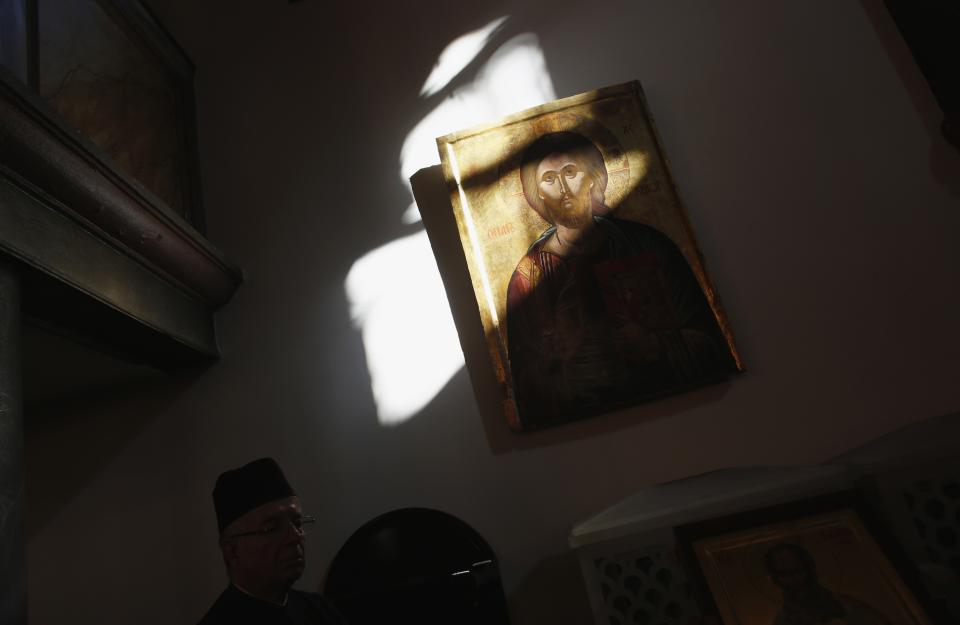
left=438, top=82, right=743, bottom=431
left=764, top=543, right=892, bottom=625
left=505, top=131, right=734, bottom=428
left=693, top=510, right=931, bottom=625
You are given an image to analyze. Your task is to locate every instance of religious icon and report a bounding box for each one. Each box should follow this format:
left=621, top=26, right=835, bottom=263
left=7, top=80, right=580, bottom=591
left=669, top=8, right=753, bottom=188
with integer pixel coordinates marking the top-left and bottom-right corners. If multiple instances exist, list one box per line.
left=692, top=509, right=932, bottom=625
left=35, top=0, right=203, bottom=225
left=437, top=81, right=743, bottom=431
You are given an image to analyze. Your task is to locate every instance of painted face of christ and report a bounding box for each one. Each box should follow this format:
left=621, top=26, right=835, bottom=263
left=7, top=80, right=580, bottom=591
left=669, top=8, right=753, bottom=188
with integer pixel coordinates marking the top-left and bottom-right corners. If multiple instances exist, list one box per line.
left=535, top=152, right=595, bottom=229
left=519, top=131, right=609, bottom=227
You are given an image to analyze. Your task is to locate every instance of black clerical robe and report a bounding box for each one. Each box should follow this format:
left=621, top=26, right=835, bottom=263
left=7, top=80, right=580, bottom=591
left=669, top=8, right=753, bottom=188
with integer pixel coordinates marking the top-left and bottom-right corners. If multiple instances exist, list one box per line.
left=197, top=584, right=345, bottom=625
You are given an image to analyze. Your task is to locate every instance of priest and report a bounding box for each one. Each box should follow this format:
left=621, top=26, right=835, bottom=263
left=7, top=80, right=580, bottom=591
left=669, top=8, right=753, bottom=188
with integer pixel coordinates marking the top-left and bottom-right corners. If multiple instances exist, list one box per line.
left=197, top=458, right=345, bottom=624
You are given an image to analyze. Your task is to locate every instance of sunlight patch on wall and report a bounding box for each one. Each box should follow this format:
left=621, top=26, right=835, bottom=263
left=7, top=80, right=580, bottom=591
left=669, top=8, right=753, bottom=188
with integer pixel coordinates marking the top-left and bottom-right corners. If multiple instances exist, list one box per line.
left=419, top=16, right=508, bottom=98
left=345, top=231, right=464, bottom=424
left=400, top=31, right=556, bottom=224
left=346, top=23, right=556, bottom=425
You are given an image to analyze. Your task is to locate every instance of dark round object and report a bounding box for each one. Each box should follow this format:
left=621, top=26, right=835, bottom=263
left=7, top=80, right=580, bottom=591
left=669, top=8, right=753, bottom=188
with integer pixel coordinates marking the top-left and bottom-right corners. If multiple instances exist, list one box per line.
left=655, top=567, right=672, bottom=589
left=664, top=601, right=682, bottom=619
left=949, top=555, right=960, bottom=577
left=942, top=481, right=960, bottom=500
left=613, top=595, right=631, bottom=615
left=644, top=588, right=662, bottom=607
left=937, top=526, right=957, bottom=548
left=324, top=508, right=508, bottom=625
left=925, top=498, right=946, bottom=519
left=606, top=562, right=623, bottom=581
left=914, top=517, right=927, bottom=538
left=635, top=556, right=653, bottom=575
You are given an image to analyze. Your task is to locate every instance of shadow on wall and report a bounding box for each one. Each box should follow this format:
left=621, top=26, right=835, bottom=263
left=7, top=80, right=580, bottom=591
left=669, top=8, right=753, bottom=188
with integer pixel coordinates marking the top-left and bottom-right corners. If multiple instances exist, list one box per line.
left=858, top=0, right=960, bottom=198
left=24, top=365, right=205, bottom=539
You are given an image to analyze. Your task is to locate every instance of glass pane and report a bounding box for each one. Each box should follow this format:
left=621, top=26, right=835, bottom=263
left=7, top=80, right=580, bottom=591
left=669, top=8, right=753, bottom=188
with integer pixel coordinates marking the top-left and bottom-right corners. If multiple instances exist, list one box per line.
left=37, top=0, right=187, bottom=216
left=0, top=0, right=29, bottom=83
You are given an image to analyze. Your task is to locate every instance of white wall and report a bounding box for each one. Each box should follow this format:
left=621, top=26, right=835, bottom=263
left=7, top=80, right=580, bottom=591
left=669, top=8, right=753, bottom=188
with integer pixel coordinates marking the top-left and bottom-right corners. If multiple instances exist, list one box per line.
left=25, top=1, right=960, bottom=623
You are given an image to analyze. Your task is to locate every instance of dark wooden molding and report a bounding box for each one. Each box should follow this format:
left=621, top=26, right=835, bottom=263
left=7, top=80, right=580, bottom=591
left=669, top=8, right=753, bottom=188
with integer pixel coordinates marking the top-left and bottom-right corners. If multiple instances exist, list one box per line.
left=0, top=64, right=241, bottom=366
left=0, top=67, right=242, bottom=309
left=0, top=169, right=220, bottom=363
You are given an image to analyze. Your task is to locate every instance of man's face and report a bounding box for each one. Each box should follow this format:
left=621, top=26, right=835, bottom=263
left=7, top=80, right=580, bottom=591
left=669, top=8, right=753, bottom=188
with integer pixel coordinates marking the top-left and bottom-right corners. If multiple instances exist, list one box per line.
left=536, top=151, right=595, bottom=229
left=769, top=549, right=814, bottom=598
left=222, top=496, right=306, bottom=595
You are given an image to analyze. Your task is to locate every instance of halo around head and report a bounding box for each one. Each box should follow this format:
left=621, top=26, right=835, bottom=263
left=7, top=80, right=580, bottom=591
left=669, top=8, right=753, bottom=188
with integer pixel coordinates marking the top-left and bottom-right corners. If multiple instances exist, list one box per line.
left=498, top=112, right=635, bottom=220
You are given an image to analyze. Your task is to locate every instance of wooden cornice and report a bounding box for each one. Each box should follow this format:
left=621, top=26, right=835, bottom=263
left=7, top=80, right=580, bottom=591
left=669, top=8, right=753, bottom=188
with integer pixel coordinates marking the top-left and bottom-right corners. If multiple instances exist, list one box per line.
left=0, top=68, right=242, bottom=364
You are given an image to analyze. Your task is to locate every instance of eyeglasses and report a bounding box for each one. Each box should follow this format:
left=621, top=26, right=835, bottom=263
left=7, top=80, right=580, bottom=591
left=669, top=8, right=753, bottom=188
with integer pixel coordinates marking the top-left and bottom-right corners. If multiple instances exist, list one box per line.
left=222, top=515, right=316, bottom=541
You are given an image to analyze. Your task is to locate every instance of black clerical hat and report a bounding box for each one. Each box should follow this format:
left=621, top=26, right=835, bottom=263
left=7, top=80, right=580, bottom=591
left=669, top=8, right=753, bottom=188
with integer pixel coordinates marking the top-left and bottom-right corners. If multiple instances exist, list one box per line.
left=213, top=457, right=295, bottom=534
